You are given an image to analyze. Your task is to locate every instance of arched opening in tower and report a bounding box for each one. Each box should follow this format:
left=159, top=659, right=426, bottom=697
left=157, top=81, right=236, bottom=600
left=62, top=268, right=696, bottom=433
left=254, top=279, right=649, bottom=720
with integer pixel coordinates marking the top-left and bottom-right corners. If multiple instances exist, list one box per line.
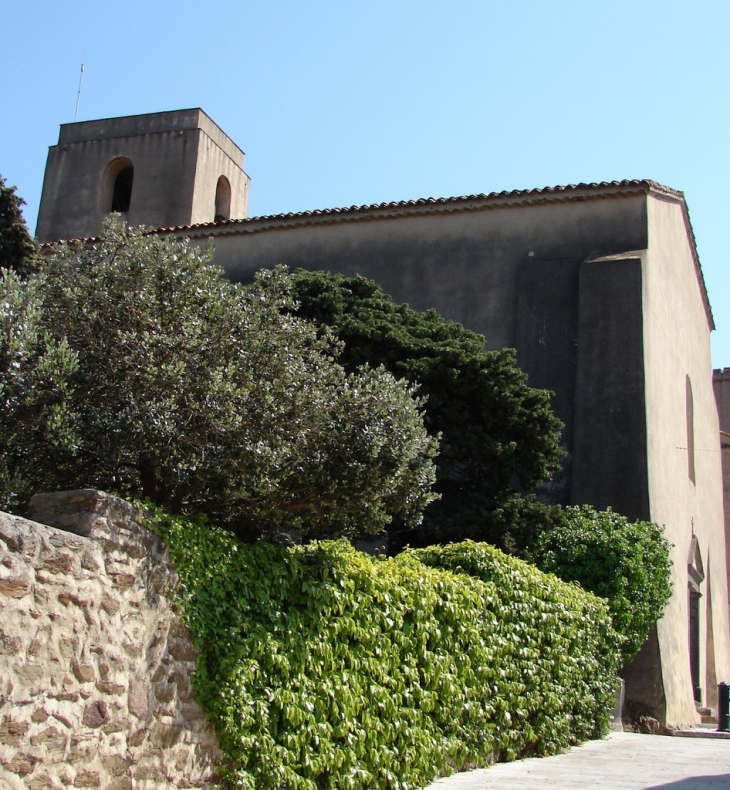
left=111, top=166, right=134, bottom=213
left=215, top=176, right=231, bottom=222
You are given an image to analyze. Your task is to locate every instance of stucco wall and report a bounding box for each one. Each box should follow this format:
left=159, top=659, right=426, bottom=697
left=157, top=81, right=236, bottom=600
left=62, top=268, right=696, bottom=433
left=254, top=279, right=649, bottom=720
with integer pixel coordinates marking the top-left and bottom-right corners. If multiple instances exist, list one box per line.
left=0, top=490, right=222, bottom=789
left=206, top=192, right=648, bottom=354
left=570, top=255, right=649, bottom=522
left=640, top=194, right=730, bottom=726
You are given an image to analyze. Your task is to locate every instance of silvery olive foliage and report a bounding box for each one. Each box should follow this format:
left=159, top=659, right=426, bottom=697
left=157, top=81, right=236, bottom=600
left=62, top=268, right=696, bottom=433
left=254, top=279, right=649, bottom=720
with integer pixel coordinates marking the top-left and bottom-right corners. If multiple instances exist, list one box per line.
left=0, top=268, right=78, bottom=510
left=0, top=220, right=438, bottom=539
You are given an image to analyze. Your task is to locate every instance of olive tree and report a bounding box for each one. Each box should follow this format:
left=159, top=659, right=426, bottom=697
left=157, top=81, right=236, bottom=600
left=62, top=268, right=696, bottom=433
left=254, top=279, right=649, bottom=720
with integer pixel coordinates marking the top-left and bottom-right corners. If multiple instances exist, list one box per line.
left=1, top=221, right=438, bottom=539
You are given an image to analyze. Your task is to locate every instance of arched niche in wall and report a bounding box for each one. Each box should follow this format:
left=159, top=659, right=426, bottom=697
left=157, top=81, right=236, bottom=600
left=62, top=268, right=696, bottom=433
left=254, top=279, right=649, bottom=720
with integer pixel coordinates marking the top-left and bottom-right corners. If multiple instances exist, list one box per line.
left=214, top=176, right=231, bottom=222
left=101, top=157, right=135, bottom=219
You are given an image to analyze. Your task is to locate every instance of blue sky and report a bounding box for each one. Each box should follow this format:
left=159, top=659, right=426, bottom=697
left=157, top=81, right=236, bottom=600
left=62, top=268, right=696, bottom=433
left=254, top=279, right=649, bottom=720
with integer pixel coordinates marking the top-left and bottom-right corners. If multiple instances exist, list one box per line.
left=3, top=1, right=729, bottom=363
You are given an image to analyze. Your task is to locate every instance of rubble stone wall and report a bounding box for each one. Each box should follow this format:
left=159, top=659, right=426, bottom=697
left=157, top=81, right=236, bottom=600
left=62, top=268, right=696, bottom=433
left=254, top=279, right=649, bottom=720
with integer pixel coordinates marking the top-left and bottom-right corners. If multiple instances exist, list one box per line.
left=0, top=490, right=223, bottom=790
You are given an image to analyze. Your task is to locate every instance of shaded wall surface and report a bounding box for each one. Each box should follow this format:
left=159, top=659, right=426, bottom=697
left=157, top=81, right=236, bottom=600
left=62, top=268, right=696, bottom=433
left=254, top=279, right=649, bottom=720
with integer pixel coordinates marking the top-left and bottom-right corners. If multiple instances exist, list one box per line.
left=0, top=490, right=221, bottom=790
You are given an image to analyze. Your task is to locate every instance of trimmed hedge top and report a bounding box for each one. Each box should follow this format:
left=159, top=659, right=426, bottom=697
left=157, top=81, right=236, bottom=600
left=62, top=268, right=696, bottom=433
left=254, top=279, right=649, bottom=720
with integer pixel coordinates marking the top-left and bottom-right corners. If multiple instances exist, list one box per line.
left=148, top=510, right=620, bottom=789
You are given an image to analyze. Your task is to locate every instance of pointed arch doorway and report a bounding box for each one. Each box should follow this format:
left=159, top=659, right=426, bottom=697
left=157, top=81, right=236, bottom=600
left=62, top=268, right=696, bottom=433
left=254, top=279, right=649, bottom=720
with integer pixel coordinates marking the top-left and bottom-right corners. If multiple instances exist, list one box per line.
left=688, top=534, right=705, bottom=705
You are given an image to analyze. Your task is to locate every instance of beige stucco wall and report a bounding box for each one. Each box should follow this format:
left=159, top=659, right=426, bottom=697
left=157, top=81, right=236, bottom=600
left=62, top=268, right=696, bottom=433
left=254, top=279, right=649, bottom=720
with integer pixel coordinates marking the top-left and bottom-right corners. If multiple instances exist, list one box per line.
left=643, top=195, right=730, bottom=726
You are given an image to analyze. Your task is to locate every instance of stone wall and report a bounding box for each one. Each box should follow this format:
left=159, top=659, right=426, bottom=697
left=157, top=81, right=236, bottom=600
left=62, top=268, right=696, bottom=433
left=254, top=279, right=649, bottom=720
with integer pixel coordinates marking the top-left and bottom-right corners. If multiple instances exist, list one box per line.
left=0, top=490, right=223, bottom=789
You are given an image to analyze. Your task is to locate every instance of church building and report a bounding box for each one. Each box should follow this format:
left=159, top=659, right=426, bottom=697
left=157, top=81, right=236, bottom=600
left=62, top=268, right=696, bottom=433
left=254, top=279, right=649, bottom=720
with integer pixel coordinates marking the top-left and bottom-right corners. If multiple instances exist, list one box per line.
left=36, top=108, right=730, bottom=730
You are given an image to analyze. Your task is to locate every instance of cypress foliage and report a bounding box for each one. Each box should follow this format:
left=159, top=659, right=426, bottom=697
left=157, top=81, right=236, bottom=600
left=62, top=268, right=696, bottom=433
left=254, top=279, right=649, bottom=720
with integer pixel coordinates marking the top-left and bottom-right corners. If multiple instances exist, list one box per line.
left=285, top=269, right=565, bottom=551
left=0, top=175, right=43, bottom=277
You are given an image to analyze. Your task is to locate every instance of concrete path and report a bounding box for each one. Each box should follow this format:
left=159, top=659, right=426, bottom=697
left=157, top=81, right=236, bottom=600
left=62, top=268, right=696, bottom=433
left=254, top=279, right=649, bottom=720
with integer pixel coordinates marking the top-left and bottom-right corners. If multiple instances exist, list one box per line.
left=425, top=732, right=730, bottom=789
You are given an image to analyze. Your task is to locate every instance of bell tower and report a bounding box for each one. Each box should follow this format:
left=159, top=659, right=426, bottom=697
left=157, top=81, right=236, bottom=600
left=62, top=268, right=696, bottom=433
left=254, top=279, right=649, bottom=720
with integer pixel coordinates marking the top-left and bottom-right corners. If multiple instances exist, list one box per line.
left=36, top=108, right=250, bottom=243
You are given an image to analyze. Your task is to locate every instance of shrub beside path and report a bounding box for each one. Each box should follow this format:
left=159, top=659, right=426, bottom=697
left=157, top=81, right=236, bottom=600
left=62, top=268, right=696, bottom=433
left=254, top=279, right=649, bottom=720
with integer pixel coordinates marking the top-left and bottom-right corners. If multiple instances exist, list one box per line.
left=425, top=732, right=730, bottom=789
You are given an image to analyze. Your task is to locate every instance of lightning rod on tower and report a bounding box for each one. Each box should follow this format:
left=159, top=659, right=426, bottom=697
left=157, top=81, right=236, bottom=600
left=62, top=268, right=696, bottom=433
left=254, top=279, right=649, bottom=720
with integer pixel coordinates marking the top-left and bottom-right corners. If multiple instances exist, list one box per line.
left=74, top=61, right=85, bottom=122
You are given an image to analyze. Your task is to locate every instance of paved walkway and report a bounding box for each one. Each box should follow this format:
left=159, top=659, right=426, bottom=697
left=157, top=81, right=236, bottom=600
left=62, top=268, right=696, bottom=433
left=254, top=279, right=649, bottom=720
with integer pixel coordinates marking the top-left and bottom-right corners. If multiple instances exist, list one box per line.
left=425, top=732, right=730, bottom=789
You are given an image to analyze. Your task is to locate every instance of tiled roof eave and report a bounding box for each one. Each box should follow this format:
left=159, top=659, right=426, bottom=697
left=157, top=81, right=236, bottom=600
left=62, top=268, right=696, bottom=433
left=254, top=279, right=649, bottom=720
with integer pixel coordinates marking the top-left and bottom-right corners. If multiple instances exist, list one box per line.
left=164, top=179, right=672, bottom=240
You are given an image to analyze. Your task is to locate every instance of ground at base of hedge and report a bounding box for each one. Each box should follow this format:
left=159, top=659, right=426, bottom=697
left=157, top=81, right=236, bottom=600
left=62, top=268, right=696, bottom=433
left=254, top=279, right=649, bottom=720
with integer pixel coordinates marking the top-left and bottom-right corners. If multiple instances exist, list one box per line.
left=425, top=731, right=730, bottom=789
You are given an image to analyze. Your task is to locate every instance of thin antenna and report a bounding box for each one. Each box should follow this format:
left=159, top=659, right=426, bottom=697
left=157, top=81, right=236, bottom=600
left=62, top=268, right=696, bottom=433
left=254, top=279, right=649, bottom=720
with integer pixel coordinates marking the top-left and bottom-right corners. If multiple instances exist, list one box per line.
left=74, top=59, right=85, bottom=122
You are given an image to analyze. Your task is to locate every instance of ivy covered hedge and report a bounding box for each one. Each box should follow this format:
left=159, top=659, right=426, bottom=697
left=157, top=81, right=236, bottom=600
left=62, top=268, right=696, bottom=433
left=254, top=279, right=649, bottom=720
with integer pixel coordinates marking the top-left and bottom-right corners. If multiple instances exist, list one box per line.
left=148, top=510, right=620, bottom=790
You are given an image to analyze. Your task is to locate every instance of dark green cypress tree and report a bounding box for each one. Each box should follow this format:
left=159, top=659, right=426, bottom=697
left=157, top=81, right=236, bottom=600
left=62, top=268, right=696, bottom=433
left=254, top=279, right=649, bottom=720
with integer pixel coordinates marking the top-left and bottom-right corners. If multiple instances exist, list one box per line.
left=286, top=269, right=566, bottom=553
left=0, top=175, right=43, bottom=277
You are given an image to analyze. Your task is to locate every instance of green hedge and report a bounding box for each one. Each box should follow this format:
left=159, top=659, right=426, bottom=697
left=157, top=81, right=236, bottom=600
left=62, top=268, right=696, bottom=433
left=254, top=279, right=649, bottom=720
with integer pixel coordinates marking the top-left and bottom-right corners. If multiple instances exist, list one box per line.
left=148, top=511, right=620, bottom=789
left=532, top=506, right=673, bottom=665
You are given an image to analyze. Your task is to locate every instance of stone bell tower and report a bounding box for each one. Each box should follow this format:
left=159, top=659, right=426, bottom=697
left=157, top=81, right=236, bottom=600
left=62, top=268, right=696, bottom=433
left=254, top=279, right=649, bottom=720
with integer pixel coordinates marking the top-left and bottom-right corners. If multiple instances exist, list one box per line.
left=36, top=108, right=250, bottom=243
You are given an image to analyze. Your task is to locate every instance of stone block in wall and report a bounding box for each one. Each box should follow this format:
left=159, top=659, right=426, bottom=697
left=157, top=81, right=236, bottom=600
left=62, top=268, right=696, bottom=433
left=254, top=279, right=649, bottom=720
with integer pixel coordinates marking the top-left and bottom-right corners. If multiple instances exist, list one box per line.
left=0, top=491, right=224, bottom=789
